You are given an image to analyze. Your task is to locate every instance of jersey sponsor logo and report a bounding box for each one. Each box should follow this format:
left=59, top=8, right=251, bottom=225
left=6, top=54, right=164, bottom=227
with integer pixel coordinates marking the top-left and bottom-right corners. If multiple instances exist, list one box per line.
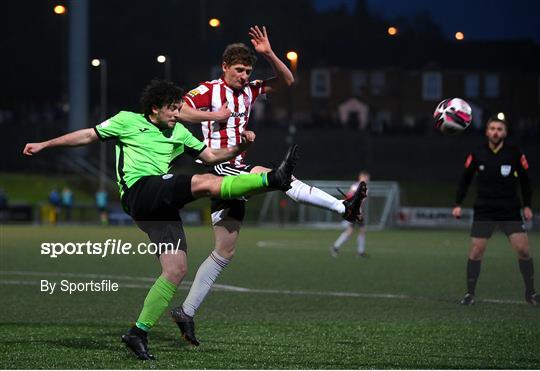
left=98, top=119, right=110, bottom=128
left=230, top=112, right=247, bottom=118
left=520, top=154, right=529, bottom=170
left=162, top=174, right=173, bottom=180
left=187, top=85, right=210, bottom=97
left=464, top=154, right=473, bottom=168
left=500, top=165, right=511, bottom=177
left=139, top=128, right=149, bottom=132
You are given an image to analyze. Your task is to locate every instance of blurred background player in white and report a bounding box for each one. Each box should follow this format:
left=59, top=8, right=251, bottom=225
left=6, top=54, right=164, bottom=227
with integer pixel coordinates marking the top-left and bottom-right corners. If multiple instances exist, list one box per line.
left=173, top=25, right=366, bottom=346
left=331, top=171, right=370, bottom=258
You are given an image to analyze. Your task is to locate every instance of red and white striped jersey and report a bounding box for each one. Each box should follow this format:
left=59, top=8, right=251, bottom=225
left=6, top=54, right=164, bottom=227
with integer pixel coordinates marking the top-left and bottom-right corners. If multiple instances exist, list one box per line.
left=183, top=78, right=265, bottom=165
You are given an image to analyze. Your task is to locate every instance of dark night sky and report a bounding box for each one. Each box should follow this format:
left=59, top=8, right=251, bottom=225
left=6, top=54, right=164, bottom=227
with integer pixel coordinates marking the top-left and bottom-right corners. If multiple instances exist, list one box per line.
left=315, top=0, right=540, bottom=42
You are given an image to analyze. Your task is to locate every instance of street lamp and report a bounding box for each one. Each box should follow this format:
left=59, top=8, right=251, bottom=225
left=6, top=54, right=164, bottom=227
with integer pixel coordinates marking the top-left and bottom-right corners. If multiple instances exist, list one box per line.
left=209, top=18, right=221, bottom=28
left=157, top=55, right=171, bottom=80
left=387, top=26, right=398, bottom=36
left=455, top=31, right=465, bottom=41
left=286, top=51, right=298, bottom=76
left=285, top=51, right=298, bottom=145
left=53, top=4, right=67, bottom=15
left=91, top=58, right=108, bottom=191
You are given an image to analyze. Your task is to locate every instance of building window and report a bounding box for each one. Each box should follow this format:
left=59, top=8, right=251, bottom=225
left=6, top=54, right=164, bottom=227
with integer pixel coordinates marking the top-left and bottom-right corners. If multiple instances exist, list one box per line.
left=484, top=74, right=499, bottom=98
left=370, top=71, right=386, bottom=96
left=311, top=69, right=331, bottom=97
left=422, top=72, right=442, bottom=101
left=464, top=74, right=479, bottom=98
left=351, top=71, right=367, bottom=96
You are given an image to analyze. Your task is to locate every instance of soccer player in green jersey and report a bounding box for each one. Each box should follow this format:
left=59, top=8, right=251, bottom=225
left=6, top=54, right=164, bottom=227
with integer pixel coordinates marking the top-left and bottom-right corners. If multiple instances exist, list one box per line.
left=23, top=79, right=299, bottom=360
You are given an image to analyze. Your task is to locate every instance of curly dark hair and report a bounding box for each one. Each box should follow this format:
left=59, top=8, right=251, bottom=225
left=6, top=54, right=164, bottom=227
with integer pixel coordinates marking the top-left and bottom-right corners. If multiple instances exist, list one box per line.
left=222, top=43, right=257, bottom=66
left=140, top=79, right=184, bottom=115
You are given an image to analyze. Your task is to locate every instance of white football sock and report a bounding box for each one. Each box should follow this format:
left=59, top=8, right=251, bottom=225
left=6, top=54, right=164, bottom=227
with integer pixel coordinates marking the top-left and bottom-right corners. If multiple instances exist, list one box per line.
left=333, top=230, right=350, bottom=249
left=182, top=250, right=230, bottom=317
left=286, top=179, right=345, bottom=215
left=357, top=234, right=366, bottom=254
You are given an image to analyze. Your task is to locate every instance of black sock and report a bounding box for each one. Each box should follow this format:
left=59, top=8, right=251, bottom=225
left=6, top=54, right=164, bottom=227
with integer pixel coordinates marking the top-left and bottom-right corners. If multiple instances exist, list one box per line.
left=466, top=259, right=481, bottom=295
left=266, top=171, right=278, bottom=188
left=518, top=258, right=535, bottom=296
left=129, top=325, right=147, bottom=338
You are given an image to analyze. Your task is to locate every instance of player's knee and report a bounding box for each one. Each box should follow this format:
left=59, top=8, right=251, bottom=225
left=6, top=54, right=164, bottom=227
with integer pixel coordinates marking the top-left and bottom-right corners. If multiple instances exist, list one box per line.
left=192, top=174, right=220, bottom=197
left=470, top=244, right=486, bottom=259
left=163, top=265, right=187, bottom=285
left=515, top=245, right=530, bottom=259
left=215, top=244, right=236, bottom=260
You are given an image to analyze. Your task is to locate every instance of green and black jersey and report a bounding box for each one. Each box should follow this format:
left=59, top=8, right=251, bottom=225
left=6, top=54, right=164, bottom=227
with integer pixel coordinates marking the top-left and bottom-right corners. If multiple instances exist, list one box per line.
left=94, top=111, right=206, bottom=199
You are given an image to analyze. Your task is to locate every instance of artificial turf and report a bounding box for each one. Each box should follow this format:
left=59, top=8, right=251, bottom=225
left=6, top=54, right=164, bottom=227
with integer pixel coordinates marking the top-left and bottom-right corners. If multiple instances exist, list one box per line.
left=1, top=226, right=539, bottom=369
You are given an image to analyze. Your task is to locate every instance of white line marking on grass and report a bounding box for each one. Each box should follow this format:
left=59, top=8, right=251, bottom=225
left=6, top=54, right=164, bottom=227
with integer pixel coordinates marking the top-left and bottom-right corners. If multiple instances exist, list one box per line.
left=0, top=270, right=526, bottom=305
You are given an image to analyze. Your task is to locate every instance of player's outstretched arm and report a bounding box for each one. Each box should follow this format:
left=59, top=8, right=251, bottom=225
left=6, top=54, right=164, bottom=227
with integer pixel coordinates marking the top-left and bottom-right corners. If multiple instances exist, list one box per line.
left=179, top=102, right=231, bottom=124
left=197, top=131, right=255, bottom=165
left=23, top=128, right=98, bottom=156
left=249, top=25, right=294, bottom=94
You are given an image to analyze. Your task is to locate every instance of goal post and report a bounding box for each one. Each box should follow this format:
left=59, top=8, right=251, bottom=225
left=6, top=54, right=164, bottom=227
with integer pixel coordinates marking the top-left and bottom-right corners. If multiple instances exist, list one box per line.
left=257, top=181, right=400, bottom=230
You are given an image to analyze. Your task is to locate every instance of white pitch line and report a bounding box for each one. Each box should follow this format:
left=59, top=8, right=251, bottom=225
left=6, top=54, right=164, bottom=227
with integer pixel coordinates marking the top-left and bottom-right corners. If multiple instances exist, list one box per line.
left=0, top=271, right=525, bottom=305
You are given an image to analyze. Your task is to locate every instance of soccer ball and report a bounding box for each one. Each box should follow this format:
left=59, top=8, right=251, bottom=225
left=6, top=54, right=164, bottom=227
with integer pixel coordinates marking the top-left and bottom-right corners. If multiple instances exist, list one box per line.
left=433, top=98, right=472, bottom=134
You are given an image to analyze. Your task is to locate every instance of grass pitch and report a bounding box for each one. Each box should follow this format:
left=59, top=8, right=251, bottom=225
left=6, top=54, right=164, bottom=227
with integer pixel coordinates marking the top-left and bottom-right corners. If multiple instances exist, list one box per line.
left=0, top=225, right=539, bottom=369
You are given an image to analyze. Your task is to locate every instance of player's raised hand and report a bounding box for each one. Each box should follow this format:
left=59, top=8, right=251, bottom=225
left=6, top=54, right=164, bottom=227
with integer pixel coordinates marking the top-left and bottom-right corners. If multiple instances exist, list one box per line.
left=23, top=142, right=45, bottom=156
left=249, top=26, right=272, bottom=55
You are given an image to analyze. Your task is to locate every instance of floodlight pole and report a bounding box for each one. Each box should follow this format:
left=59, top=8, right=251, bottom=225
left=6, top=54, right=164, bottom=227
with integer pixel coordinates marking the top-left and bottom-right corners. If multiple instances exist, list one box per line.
left=98, top=60, right=108, bottom=191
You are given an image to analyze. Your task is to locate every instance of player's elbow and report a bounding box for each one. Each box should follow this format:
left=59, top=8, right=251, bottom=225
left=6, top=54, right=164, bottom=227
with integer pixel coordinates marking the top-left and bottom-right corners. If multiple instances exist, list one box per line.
left=285, top=75, right=295, bottom=87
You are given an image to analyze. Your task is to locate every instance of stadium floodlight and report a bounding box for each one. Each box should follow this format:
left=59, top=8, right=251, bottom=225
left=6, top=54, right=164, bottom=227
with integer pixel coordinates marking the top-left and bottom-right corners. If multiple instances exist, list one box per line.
left=156, top=55, right=171, bottom=80
left=286, top=51, right=298, bottom=62
left=497, top=112, right=506, bottom=121
left=455, top=31, right=465, bottom=41
left=53, top=4, right=66, bottom=15
left=91, top=59, right=101, bottom=67
left=387, top=26, right=398, bottom=36
left=209, top=18, right=221, bottom=28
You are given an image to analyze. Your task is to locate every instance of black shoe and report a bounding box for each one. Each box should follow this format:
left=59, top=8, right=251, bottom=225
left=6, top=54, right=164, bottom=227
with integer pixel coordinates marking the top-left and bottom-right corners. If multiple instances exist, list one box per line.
left=121, top=331, right=155, bottom=360
left=170, top=306, right=200, bottom=346
left=342, top=181, right=368, bottom=222
left=525, top=292, right=539, bottom=307
left=330, top=246, right=339, bottom=257
left=459, top=293, right=475, bottom=306
left=267, top=144, right=299, bottom=191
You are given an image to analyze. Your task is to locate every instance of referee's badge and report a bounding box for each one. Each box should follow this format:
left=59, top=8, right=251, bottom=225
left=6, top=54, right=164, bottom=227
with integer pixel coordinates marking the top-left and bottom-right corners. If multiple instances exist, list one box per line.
left=500, top=165, right=511, bottom=177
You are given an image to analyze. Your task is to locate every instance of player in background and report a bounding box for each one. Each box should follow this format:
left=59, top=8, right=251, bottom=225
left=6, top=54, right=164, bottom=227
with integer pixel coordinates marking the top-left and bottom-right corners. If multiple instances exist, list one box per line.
left=452, top=116, right=538, bottom=306
left=330, top=171, right=370, bottom=258
left=23, top=79, right=299, bottom=360
left=174, top=25, right=367, bottom=345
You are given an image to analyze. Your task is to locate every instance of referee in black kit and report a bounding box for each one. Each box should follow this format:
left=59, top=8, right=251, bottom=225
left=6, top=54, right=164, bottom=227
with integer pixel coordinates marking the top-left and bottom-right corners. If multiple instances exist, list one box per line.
left=452, top=115, right=538, bottom=306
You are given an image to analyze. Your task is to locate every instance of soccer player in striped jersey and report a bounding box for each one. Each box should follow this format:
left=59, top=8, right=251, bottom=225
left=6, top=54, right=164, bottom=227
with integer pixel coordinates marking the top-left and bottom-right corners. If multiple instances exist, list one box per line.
left=330, top=171, right=371, bottom=258
left=173, top=26, right=367, bottom=346
left=23, top=79, right=299, bottom=360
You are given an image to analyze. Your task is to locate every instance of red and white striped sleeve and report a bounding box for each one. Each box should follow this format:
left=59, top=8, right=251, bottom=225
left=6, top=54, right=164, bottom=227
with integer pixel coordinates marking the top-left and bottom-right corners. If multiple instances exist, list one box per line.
left=248, top=80, right=266, bottom=101
left=183, top=83, right=212, bottom=109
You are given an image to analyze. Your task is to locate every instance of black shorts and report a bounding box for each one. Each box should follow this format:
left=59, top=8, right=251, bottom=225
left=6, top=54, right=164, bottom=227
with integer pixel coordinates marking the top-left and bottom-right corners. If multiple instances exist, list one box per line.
left=122, top=174, right=194, bottom=255
left=209, top=163, right=254, bottom=224
left=471, top=204, right=525, bottom=238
